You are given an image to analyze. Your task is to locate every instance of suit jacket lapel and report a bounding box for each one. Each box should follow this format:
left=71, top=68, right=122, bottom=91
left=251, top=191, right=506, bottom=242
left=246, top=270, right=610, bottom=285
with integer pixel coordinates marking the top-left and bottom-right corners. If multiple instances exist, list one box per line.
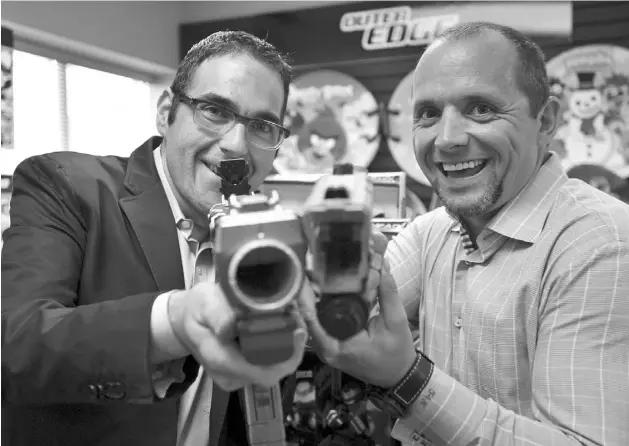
left=119, top=136, right=185, bottom=292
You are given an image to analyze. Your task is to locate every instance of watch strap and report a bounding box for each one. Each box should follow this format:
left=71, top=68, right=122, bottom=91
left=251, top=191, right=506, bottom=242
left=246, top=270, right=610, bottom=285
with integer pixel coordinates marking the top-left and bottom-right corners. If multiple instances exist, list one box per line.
left=390, top=350, right=434, bottom=408
left=368, top=349, right=434, bottom=417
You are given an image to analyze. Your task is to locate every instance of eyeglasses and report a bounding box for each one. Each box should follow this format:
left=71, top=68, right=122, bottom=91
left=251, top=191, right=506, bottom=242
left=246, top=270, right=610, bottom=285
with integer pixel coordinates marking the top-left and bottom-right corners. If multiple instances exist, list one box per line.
left=175, top=92, right=290, bottom=151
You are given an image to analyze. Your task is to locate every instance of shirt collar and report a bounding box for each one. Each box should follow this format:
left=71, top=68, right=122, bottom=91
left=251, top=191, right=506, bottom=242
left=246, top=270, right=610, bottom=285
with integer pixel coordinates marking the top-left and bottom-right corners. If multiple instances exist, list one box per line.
left=487, top=152, right=568, bottom=243
left=446, top=152, right=568, bottom=244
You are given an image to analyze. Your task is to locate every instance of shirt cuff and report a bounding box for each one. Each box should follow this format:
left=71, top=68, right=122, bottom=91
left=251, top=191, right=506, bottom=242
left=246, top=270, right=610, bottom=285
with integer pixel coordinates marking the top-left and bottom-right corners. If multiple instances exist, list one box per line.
left=152, top=358, right=187, bottom=399
left=150, top=291, right=188, bottom=362
left=391, top=365, right=485, bottom=445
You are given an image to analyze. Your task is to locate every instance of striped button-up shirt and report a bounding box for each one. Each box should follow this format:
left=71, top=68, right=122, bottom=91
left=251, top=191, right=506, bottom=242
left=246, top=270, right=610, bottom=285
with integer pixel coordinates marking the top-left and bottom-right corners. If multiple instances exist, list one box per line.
left=386, top=153, right=629, bottom=446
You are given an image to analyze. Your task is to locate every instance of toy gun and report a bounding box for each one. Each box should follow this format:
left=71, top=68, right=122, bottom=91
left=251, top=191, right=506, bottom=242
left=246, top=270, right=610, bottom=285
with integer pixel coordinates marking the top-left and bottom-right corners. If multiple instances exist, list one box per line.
left=211, top=158, right=304, bottom=446
left=301, top=164, right=374, bottom=340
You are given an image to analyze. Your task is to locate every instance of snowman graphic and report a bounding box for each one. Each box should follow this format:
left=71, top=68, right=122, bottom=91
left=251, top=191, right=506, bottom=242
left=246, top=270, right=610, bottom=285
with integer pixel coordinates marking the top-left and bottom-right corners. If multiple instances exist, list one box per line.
left=548, top=45, right=629, bottom=180
left=560, top=71, right=615, bottom=165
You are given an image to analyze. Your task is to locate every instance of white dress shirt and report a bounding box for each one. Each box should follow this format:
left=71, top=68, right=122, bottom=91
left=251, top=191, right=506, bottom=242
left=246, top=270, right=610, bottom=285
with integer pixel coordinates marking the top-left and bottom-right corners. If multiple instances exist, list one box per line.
left=150, top=146, right=216, bottom=446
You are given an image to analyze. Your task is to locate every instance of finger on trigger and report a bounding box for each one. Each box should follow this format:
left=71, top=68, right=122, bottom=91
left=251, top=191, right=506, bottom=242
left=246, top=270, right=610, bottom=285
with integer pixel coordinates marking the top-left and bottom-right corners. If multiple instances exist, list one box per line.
left=369, top=250, right=383, bottom=270
left=296, top=282, right=319, bottom=322
left=364, top=288, right=378, bottom=309
left=366, top=268, right=380, bottom=291
left=370, top=226, right=389, bottom=255
left=377, top=259, right=407, bottom=329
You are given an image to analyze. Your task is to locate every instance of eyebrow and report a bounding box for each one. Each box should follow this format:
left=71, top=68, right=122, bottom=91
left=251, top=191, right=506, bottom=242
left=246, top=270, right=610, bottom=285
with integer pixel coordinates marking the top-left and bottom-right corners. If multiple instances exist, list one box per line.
left=413, top=93, right=507, bottom=114
left=196, top=92, right=282, bottom=124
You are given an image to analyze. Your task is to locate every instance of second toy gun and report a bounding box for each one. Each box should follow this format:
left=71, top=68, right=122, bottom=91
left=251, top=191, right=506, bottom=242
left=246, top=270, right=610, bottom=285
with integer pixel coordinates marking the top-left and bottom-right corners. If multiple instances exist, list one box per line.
left=301, top=163, right=374, bottom=341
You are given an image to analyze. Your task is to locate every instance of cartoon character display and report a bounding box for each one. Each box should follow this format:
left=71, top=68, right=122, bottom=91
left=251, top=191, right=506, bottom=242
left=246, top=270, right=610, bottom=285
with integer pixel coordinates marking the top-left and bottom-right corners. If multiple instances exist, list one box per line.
left=561, top=71, right=614, bottom=164
left=296, top=107, right=347, bottom=173
left=567, top=164, right=629, bottom=204
left=548, top=45, right=629, bottom=181
left=274, top=70, right=380, bottom=175
left=569, top=73, right=606, bottom=137
left=603, top=73, right=629, bottom=163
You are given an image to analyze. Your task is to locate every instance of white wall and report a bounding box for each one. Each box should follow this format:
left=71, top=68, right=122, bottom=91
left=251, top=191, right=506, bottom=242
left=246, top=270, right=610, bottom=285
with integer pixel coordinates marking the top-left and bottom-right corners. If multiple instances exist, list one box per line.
left=2, top=1, right=183, bottom=72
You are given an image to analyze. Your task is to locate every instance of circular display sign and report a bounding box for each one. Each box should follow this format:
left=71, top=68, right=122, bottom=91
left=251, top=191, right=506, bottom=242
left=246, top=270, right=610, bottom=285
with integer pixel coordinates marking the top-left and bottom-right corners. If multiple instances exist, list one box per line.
left=386, top=70, right=430, bottom=185
left=547, top=45, right=629, bottom=179
left=566, top=163, right=629, bottom=204
left=274, top=70, right=380, bottom=175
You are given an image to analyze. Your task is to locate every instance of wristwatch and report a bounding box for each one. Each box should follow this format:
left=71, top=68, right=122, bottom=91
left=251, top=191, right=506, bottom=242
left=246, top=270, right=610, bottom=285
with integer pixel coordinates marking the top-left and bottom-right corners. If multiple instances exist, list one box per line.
left=366, top=349, right=434, bottom=419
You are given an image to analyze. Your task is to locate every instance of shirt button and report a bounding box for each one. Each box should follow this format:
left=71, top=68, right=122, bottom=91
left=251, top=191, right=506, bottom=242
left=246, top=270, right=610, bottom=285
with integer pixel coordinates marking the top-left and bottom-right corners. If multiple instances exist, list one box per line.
left=196, top=267, right=203, bottom=276
left=181, top=220, right=192, bottom=230
left=454, top=317, right=462, bottom=328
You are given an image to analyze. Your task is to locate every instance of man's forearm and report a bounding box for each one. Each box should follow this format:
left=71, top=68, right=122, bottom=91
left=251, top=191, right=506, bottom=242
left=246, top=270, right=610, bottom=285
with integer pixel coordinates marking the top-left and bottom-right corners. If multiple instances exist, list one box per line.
left=391, top=367, right=591, bottom=446
left=2, top=293, right=160, bottom=404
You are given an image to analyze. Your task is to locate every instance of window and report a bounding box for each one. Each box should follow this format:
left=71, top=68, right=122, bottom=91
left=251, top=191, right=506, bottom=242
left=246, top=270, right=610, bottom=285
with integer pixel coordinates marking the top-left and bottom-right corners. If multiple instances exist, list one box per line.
left=2, top=51, right=62, bottom=174
left=1, top=49, right=158, bottom=175
left=66, top=64, right=155, bottom=157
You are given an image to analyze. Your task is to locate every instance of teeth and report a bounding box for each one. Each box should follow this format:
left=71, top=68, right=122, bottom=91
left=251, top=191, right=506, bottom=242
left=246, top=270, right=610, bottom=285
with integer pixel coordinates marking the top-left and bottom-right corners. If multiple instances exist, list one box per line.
left=442, top=160, right=486, bottom=172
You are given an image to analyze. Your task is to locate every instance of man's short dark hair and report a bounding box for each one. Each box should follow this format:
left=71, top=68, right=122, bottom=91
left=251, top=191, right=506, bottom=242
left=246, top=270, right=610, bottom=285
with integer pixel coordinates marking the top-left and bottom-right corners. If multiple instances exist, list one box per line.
left=168, top=30, right=292, bottom=125
left=437, top=22, right=550, bottom=117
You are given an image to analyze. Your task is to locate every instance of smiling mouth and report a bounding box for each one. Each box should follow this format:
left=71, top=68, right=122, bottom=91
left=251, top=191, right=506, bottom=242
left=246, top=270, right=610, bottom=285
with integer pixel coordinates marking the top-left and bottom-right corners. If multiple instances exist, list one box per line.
left=439, top=159, right=488, bottom=179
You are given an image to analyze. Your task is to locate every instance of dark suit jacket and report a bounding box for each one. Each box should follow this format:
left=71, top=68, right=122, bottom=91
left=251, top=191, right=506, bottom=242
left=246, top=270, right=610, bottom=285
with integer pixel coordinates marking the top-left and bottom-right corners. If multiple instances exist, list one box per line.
left=1, top=137, right=231, bottom=446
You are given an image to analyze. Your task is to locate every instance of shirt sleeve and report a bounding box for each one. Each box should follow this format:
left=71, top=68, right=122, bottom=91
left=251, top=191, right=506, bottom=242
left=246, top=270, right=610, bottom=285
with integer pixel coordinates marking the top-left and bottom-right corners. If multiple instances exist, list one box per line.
left=390, top=240, right=629, bottom=446
left=150, top=291, right=189, bottom=398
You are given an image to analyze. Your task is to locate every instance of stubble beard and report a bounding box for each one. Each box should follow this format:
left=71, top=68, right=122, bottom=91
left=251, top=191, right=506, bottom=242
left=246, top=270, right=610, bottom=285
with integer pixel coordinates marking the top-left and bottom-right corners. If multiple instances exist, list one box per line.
left=436, top=169, right=503, bottom=218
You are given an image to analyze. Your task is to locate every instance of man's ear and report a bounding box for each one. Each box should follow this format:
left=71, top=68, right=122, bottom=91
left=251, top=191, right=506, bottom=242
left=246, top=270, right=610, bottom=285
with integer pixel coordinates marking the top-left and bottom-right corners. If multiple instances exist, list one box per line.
left=156, top=89, right=174, bottom=136
left=537, top=95, right=561, bottom=148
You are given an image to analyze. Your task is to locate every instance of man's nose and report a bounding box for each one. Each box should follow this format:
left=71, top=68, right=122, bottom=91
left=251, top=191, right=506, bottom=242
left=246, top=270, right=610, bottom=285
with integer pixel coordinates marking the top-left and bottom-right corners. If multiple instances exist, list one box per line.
left=219, top=122, right=248, bottom=158
left=434, top=107, right=469, bottom=152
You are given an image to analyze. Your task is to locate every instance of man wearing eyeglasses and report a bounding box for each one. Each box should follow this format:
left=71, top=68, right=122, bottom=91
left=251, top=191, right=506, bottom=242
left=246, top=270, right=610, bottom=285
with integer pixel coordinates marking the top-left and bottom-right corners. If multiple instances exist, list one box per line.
left=1, top=31, right=312, bottom=446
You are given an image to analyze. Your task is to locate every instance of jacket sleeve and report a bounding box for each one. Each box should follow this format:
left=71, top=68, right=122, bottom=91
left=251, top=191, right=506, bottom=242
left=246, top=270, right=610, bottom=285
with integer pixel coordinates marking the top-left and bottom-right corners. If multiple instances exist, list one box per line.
left=1, top=155, right=197, bottom=405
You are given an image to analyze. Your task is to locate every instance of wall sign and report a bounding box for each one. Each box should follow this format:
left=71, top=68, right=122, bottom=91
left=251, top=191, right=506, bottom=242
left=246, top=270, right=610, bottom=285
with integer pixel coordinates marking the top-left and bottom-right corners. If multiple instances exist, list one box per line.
left=547, top=45, right=629, bottom=181
left=275, top=70, right=380, bottom=175
left=339, top=6, right=459, bottom=51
